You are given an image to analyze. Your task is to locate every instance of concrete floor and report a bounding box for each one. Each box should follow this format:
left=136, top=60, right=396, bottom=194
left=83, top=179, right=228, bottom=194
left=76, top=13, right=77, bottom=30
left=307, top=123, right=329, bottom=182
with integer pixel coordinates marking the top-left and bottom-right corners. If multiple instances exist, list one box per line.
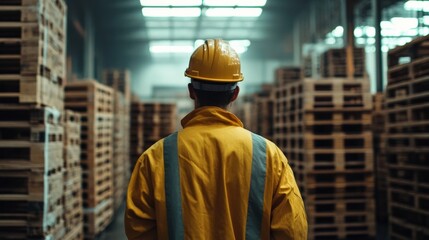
left=98, top=201, right=127, bottom=240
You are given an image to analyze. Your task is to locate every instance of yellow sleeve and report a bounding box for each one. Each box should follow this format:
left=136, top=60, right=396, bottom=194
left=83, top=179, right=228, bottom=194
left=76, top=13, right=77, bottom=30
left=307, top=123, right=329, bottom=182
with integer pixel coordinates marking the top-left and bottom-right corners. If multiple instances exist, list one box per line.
left=124, top=154, right=158, bottom=240
left=270, top=152, right=308, bottom=240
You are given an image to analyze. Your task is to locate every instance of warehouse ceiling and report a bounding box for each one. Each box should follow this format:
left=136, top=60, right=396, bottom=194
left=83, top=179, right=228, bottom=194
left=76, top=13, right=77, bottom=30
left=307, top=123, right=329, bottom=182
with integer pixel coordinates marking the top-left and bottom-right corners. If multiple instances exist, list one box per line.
left=92, top=0, right=308, bottom=66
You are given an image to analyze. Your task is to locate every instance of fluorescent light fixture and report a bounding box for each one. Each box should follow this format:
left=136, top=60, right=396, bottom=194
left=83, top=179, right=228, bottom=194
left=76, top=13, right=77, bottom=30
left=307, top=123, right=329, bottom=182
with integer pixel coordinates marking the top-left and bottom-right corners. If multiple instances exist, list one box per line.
left=381, top=29, right=401, bottom=37
left=404, top=0, right=429, bottom=12
left=354, top=27, right=363, bottom=37
left=203, top=0, right=267, bottom=6
left=331, top=26, right=343, bottom=37
left=140, top=0, right=202, bottom=6
left=205, top=8, right=262, bottom=17
left=325, top=37, right=336, bottom=45
left=356, top=38, right=365, bottom=45
left=424, top=16, right=429, bottom=25
left=390, top=17, right=418, bottom=29
left=382, top=46, right=390, bottom=52
left=365, top=26, right=376, bottom=37
left=419, top=27, right=429, bottom=35
left=398, top=37, right=413, bottom=45
left=142, top=7, right=201, bottom=17
left=380, top=21, right=393, bottom=29
left=150, top=41, right=194, bottom=53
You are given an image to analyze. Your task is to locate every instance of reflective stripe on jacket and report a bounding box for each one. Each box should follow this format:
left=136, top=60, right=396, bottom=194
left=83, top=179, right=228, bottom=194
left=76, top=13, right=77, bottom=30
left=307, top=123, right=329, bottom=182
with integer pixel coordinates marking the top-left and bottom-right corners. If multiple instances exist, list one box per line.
left=125, top=106, right=307, bottom=240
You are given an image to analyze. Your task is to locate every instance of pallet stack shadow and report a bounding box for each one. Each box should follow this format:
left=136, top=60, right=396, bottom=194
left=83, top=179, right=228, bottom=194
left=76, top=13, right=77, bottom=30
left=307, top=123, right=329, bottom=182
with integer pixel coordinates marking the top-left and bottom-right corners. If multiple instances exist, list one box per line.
left=63, top=110, right=84, bottom=240
left=142, top=103, right=177, bottom=151
left=65, top=80, right=114, bottom=239
left=273, top=48, right=375, bottom=239
left=102, top=69, right=131, bottom=211
left=130, top=98, right=144, bottom=171
left=385, top=35, right=429, bottom=239
left=0, top=0, right=68, bottom=239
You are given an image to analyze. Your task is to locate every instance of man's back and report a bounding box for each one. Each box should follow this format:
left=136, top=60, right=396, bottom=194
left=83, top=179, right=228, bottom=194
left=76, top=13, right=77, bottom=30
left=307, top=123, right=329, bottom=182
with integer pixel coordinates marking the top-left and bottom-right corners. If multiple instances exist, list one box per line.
left=125, top=106, right=307, bottom=239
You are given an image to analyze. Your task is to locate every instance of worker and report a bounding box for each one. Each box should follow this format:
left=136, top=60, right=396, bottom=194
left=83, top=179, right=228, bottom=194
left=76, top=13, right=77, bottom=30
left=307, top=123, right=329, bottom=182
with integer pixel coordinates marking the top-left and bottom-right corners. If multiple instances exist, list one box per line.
left=125, top=39, right=307, bottom=239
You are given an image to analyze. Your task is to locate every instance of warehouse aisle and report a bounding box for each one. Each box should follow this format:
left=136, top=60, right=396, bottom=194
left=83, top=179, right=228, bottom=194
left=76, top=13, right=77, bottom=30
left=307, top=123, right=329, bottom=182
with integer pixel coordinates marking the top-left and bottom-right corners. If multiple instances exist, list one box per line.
left=98, top=201, right=127, bottom=240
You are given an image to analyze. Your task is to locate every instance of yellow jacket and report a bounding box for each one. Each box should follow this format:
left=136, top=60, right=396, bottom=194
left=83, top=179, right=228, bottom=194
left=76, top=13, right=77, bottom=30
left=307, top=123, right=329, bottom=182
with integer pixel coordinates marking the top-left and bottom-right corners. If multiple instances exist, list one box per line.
left=125, top=106, right=307, bottom=239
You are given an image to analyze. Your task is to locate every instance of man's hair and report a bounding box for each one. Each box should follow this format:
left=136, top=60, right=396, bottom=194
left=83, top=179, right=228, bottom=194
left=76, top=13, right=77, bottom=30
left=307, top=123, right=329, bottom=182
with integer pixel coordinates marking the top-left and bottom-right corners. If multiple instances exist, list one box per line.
left=191, top=79, right=236, bottom=108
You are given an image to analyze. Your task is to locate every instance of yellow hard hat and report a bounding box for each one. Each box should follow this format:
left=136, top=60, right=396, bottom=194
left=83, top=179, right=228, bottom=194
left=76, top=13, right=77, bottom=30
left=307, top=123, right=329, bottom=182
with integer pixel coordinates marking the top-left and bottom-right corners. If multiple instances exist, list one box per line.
left=185, top=39, right=244, bottom=83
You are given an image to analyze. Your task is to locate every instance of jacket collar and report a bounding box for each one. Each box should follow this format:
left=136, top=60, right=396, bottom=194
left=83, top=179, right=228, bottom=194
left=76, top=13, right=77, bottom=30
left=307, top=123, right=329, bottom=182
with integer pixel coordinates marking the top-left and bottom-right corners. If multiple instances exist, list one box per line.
left=181, top=106, right=244, bottom=128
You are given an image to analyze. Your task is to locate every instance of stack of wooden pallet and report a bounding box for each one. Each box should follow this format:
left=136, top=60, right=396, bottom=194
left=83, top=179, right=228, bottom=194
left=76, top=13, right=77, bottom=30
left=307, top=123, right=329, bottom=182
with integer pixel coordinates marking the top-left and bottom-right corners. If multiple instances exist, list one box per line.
left=0, top=0, right=68, bottom=239
left=130, top=99, right=144, bottom=171
left=65, top=80, right=114, bottom=239
left=142, top=103, right=177, bottom=151
left=0, top=106, right=65, bottom=239
left=273, top=63, right=375, bottom=239
left=251, top=84, right=275, bottom=141
left=102, top=69, right=131, bottom=211
left=321, top=48, right=366, bottom=78
left=0, top=0, right=66, bottom=109
left=385, top=35, right=429, bottom=239
left=272, top=67, right=302, bottom=170
left=63, top=110, right=83, bottom=240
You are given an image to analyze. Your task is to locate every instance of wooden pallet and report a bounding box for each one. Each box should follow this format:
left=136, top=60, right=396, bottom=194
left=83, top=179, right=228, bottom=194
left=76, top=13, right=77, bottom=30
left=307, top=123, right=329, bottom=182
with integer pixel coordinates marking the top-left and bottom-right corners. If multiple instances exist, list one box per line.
left=271, top=71, right=375, bottom=239
left=141, top=102, right=176, bottom=151
left=320, top=48, right=366, bottom=78
left=65, top=80, right=114, bottom=238
left=0, top=0, right=67, bottom=110
left=0, top=169, right=64, bottom=239
left=63, top=222, right=84, bottom=240
left=81, top=159, right=112, bottom=208
left=0, top=105, right=63, bottom=172
left=63, top=110, right=83, bottom=239
left=83, top=199, right=113, bottom=239
left=63, top=167, right=83, bottom=236
left=111, top=90, right=130, bottom=210
left=275, top=66, right=301, bottom=85
left=102, top=69, right=131, bottom=100
left=388, top=34, right=429, bottom=68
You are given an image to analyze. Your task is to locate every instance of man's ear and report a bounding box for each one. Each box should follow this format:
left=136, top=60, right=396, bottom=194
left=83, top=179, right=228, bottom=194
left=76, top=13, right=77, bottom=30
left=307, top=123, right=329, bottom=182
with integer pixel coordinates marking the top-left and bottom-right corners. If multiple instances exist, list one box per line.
left=188, top=83, right=196, bottom=100
left=230, top=86, right=240, bottom=102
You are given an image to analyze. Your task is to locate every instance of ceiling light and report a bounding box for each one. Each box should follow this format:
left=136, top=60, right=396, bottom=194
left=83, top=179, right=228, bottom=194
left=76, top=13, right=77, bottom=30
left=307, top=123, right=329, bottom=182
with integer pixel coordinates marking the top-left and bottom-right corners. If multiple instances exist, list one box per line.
left=380, top=21, right=393, bottom=29
left=404, top=0, right=429, bottom=12
left=205, top=8, right=262, bottom=17
left=354, top=27, right=363, bottom=37
left=331, top=26, right=344, bottom=37
left=142, top=7, right=201, bottom=17
left=365, top=26, right=376, bottom=37
left=140, top=0, right=202, bottom=6
left=229, top=40, right=251, bottom=47
left=203, top=0, right=266, bottom=6
left=390, top=17, right=418, bottom=29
